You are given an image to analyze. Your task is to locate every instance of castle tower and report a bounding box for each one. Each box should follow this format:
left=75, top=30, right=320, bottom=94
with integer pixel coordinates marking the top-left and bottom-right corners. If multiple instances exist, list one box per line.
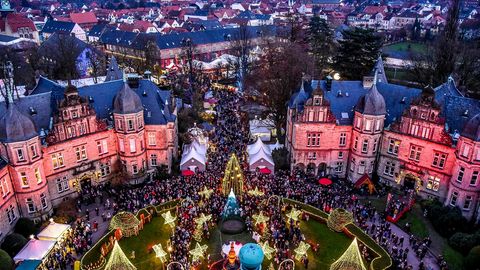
left=349, top=70, right=386, bottom=182
left=113, top=76, right=146, bottom=178
left=446, top=113, right=480, bottom=220
left=0, top=89, right=52, bottom=223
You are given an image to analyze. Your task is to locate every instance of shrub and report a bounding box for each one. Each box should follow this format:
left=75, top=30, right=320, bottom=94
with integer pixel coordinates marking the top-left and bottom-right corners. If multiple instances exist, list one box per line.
left=1, top=233, right=28, bottom=256
left=449, top=232, right=480, bottom=255
left=0, top=249, right=13, bottom=270
left=423, top=199, right=470, bottom=238
left=14, top=218, right=37, bottom=238
left=464, top=245, right=480, bottom=270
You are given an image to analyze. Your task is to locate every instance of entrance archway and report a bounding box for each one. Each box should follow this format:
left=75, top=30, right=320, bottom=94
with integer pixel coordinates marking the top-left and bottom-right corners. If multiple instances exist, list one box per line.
left=403, top=174, right=418, bottom=191
left=80, top=178, right=92, bottom=191
left=318, top=163, right=327, bottom=177
left=306, top=163, right=316, bottom=175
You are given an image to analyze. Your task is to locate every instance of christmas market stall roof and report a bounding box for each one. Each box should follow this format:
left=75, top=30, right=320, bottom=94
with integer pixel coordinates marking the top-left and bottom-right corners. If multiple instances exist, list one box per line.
left=15, top=260, right=42, bottom=270
left=37, top=222, right=71, bottom=241
left=13, top=239, right=56, bottom=263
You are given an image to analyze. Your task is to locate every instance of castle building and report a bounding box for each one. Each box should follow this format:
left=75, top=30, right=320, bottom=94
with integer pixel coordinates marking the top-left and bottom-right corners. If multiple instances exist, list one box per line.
left=286, top=58, right=480, bottom=221
left=0, top=76, right=177, bottom=240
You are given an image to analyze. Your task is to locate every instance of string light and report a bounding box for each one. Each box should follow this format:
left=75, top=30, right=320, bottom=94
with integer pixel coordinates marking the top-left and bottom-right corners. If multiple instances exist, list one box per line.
left=189, top=242, right=208, bottom=262
left=104, top=241, right=137, bottom=270
left=248, top=186, right=264, bottom=196
left=152, top=244, right=168, bottom=262
left=198, top=186, right=214, bottom=199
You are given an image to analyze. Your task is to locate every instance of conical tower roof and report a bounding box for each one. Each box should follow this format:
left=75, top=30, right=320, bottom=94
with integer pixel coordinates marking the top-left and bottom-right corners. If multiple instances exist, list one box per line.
left=330, top=238, right=367, bottom=270
left=355, top=70, right=386, bottom=116
left=113, top=81, right=143, bottom=114
left=0, top=103, right=38, bottom=143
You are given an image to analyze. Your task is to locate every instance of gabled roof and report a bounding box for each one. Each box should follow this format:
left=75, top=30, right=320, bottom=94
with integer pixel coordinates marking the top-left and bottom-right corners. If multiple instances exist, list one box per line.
left=180, top=143, right=206, bottom=165
left=70, top=11, right=98, bottom=24
left=248, top=145, right=274, bottom=166
left=41, top=20, right=76, bottom=34
left=247, top=136, right=271, bottom=156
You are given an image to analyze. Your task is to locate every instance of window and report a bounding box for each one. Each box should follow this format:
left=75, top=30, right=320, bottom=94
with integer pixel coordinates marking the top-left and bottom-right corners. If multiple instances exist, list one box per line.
left=30, top=145, right=38, bottom=158
left=151, top=154, right=158, bottom=166
left=56, top=177, right=69, bottom=193
left=40, top=193, right=48, bottom=209
left=362, top=139, right=369, bottom=153
left=369, top=160, right=375, bottom=173
left=1, top=178, right=10, bottom=197
left=365, top=120, right=372, bottom=131
left=127, top=119, right=134, bottom=131
left=119, top=138, right=125, bottom=152
left=409, top=145, right=422, bottom=161
left=67, top=126, right=76, bottom=138
left=6, top=205, right=16, bottom=224
left=421, top=127, right=430, bottom=139
left=132, top=164, right=138, bottom=174
left=355, top=118, right=361, bottom=128
left=338, top=151, right=344, bottom=159
left=384, top=161, right=395, bottom=176
left=476, top=150, right=480, bottom=161
left=432, top=152, right=447, bottom=168
left=410, top=124, right=419, bottom=136
left=307, top=133, right=320, bottom=147
left=100, top=163, right=111, bottom=177
left=387, top=139, right=399, bottom=155
left=463, top=196, right=473, bottom=210
left=71, top=110, right=78, bottom=118
left=20, top=172, right=28, bottom=187
left=358, top=161, right=366, bottom=174
left=426, top=176, right=440, bottom=191
left=130, top=139, right=136, bottom=153
left=373, top=139, right=378, bottom=153
left=26, top=198, right=35, bottom=213
left=137, top=116, right=143, bottom=128
left=148, top=133, right=156, bottom=146
left=75, top=146, right=87, bottom=161
left=117, top=119, right=123, bottom=130
left=335, top=162, right=343, bottom=173
left=375, top=120, right=382, bottom=131
left=34, top=168, right=42, bottom=184
left=457, top=167, right=465, bottom=183
left=308, top=152, right=316, bottom=160
left=339, top=133, right=346, bottom=146
left=353, top=136, right=358, bottom=150
left=97, top=140, right=108, bottom=154
left=16, top=149, right=25, bottom=161
left=52, top=153, right=64, bottom=169
left=450, top=191, right=458, bottom=206
left=79, top=124, right=86, bottom=135
left=470, top=171, right=478, bottom=186
left=462, top=144, right=471, bottom=158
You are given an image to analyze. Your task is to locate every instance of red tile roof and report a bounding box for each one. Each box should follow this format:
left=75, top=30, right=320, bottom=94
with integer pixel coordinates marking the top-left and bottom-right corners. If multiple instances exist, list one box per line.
left=70, top=11, right=98, bottom=24
left=5, top=13, right=36, bottom=32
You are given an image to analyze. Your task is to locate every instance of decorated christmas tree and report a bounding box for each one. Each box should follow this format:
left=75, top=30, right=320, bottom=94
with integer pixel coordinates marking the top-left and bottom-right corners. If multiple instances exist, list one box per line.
left=222, top=153, right=244, bottom=197
left=104, top=241, right=137, bottom=270
left=330, top=238, right=367, bottom=270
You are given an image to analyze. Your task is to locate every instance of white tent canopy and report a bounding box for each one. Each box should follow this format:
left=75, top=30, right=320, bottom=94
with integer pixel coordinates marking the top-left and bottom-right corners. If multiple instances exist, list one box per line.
left=247, top=137, right=275, bottom=172
left=247, top=137, right=271, bottom=156
left=14, top=239, right=56, bottom=262
left=249, top=117, right=275, bottom=142
left=249, top=147, right=274, bottom=166
left=180, top=145, right=206, bottom=166
left=269, top=140, right=284, bottom=152
left=37, top=222, right=71, bottom=241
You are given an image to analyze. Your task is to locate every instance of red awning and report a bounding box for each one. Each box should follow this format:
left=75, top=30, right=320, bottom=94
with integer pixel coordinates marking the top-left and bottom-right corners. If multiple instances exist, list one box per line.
left=318, top=178, right=332, bottom=186
left=259, top=167, right=271, bottom=174
left=182, top=170, right=194, bottom=176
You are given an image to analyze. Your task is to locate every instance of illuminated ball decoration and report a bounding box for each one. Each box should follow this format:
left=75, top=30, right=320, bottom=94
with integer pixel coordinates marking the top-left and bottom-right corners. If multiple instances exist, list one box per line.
left=327, top=208, right=354, bottom=232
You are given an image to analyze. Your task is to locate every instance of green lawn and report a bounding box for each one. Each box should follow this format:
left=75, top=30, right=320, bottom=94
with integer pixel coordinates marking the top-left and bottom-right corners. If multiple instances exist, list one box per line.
left=443, top=244, right=465, bottom=270
left=396, top=204, right=429, bottom=238
left=383, top=41, right=427, bottom=55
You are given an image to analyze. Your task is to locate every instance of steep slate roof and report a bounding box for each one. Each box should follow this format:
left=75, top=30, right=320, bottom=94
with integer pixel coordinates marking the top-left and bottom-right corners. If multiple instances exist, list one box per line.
left=289, top=78, right=480, bottom=136
left=41, top=20, right=76, bottom=34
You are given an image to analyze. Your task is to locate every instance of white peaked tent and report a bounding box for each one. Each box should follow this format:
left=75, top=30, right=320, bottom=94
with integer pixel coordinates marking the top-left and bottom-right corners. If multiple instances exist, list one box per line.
left=180, top=139, right=207, bottom=172
left=247, top=137, right=275, bottom=173
left=14, top=239, right=56, bottom=263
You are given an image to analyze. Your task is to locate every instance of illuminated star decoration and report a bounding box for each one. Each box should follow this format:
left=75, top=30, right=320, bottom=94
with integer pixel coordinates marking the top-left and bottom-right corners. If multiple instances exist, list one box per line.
left=260, top=241, right=275, bottom=260
left=286, top=208, right=302, bottom=222
left=195, top=213, right=212, bottom=228
left=152, top=244, right=168, bottom=262
left=294, top=241, right=311, bottom=261
left=189, top=242, right=208, bottom=262
left=198, top=186, right=214, bottom=199
left=248, top=186, right=264, bottom=196
left=161, top=211, right=176, bottom=228
left=252, top=211, right=269, bottom=226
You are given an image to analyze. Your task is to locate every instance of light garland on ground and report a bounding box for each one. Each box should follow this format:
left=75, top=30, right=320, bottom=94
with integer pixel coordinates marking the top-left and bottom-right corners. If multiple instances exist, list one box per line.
left=294, top=241, right=311, bottom=261
left=161, top=211, right=177, bottom=228
left=248, top=186, right=264, bottom=196
left=260, top=241, right=275, bottom=260
left=189, top=242, right=208, bottom=262
left=198, top=186, right=214, bottom=199
left=152, top=244, right=168, bottom=263
left=286, top=208, right=302, bottom=222
left=252, top=211, right=269, bottom=226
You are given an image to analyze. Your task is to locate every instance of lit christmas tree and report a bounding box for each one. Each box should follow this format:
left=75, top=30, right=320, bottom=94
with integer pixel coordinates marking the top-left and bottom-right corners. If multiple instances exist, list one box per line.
left=222, top=153, right=244, bottom=197
left=104, top=241, right=137, bottom=270
left=330, top=238, right=367, bottom=270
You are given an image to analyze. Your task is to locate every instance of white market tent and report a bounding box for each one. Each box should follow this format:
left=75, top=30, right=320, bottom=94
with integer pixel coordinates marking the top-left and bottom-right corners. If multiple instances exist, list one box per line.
left=14, top=239, right=56, bottom=263
left=180, top=139, right=208, bottom=172
left=247, top=137, right=275, bottom=172
left=249, top=117, right=275, bottom=142
left=37, top=222, right=71, bottom=241
left=247, top=136, right=272, bottom=155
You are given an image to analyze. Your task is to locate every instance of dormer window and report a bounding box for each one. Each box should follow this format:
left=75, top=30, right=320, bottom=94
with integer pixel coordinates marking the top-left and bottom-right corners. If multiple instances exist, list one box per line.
left=16, top=149, right=25, bottom=161
left=420, top=112, right=426, bottom=119
left=314, top=97, right=322, bottom=105
left=71, top=110, right=78, bottom=118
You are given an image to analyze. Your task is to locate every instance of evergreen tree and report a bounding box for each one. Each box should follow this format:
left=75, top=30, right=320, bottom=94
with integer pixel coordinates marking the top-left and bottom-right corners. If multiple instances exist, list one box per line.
left=333, top=28, right=383, bottom=80
left=434, top=0, right=460, bottom=81
left=411, top=17, right=421, bottom=41
left=307, top=16, right=335, bottom=76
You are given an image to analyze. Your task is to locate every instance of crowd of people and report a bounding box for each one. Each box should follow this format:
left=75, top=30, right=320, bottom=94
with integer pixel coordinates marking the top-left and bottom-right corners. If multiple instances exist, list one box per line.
left=55, top=89, right=442, bottom=270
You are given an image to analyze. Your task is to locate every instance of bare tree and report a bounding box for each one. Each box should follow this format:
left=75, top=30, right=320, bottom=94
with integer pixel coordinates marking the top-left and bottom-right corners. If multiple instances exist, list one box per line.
left=230, top=24, right=252, bottom=81
left=87, top=50, right=106, bottom=84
